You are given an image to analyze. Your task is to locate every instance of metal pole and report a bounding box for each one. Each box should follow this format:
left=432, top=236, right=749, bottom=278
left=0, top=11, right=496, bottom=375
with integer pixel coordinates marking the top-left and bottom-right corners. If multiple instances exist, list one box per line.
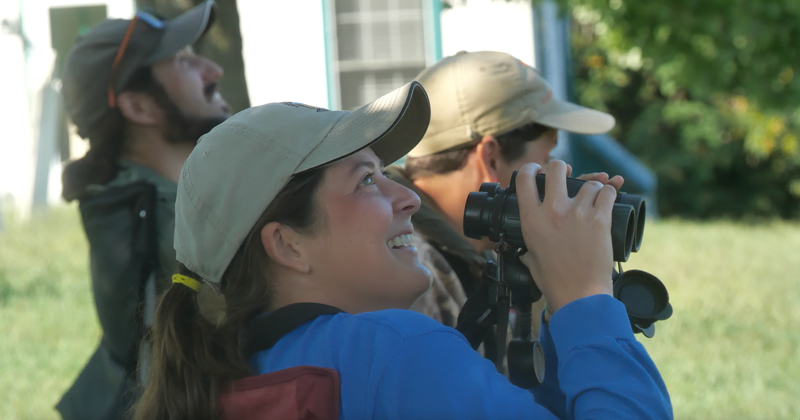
left=532, top=0, right=572, bottom=162
left=32, top=76, right=61, bottom=209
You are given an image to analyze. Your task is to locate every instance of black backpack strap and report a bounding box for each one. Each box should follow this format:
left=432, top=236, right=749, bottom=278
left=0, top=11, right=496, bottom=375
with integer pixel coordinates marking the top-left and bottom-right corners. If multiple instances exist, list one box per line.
left=243, top=303, right=344, bottom=357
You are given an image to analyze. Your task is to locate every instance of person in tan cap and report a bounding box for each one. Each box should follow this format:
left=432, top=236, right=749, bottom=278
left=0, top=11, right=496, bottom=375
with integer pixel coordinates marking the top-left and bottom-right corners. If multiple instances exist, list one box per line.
left=386, top=51, right=624, bottom=367
left=56, top=2, right=230, bottom=419
left=130, top=82, right=670, bottom=420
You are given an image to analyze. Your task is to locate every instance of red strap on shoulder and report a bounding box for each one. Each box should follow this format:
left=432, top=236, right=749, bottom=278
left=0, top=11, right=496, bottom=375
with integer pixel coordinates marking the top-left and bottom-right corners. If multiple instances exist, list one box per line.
left=218, top=366, right=340, bottom=420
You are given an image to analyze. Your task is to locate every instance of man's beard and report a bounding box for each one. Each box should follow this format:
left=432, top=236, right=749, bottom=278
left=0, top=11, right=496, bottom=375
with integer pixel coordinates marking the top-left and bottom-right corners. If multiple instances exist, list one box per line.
left=150, top=82, right=228, bottom=146
left=164, top=112, right=228, bottom=146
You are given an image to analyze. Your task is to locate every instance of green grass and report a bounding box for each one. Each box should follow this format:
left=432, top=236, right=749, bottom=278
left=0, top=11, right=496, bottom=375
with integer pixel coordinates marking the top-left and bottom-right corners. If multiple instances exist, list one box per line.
left=1, top=207, right=798, bottom=419
left=0, top=205, right=99, bottom=420
left=633, top=220, right=800, bottom=420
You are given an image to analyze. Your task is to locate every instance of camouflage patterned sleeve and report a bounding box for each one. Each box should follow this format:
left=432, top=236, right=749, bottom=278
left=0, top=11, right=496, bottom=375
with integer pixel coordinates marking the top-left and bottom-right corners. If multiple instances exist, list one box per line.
left=409, top=232, right=468, bottom=328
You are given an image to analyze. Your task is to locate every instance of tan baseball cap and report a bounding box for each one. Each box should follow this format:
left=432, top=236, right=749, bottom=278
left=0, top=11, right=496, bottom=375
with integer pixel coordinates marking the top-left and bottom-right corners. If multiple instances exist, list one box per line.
left=62, top=1, right=216, bottom=139
left=407, top=50, right=615, bottom=157
left=174, top=81, right=431, bottom=284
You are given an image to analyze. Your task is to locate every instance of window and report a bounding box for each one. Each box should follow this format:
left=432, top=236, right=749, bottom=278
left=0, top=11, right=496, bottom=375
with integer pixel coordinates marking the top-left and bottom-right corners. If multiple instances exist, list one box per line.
left=329, top=0, right=432, bottom=110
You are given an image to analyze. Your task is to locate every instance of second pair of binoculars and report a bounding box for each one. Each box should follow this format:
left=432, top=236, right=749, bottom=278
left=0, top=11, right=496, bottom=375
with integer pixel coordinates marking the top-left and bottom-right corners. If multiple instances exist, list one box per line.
left=463, top=171, right=646, bottom=262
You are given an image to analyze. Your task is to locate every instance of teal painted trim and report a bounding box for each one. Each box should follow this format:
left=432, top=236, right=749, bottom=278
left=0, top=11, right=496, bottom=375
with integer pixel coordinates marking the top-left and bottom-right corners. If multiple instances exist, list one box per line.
left=321, top=0, right=339, bottom=109
left=431, top=0, right=443, bottom=61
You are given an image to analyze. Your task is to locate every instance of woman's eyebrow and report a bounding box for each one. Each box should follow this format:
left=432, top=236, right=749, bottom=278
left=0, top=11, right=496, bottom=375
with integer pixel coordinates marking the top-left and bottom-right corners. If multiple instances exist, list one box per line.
left=349, top=159, right=385, bottom=177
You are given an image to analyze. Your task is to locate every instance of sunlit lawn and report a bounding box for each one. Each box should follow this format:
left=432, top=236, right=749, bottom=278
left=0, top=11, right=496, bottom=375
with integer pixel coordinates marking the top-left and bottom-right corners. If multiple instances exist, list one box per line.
left=634, top=220, right=800, bottom=420
left=0, top=205, right=99, bottom=420
left=0, top=205, right=798, bottom=419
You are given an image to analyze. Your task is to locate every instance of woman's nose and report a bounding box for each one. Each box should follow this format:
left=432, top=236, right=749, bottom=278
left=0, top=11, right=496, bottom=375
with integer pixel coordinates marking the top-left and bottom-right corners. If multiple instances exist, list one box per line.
left=388, top=180, right=421, bottom=216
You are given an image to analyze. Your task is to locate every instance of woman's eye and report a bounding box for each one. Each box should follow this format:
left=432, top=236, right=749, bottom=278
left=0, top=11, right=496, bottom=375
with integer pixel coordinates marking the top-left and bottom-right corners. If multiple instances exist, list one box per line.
left=360, top=173, right=376, bottom=187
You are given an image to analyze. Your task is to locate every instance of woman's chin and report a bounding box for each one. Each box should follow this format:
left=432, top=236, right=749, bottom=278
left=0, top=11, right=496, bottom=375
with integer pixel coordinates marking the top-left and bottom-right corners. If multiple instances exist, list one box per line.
left=389, top=247, right=431, bottom=277
left=388, top=264, right=433, bottom=307
left=409, top=264, right=434, bottom=298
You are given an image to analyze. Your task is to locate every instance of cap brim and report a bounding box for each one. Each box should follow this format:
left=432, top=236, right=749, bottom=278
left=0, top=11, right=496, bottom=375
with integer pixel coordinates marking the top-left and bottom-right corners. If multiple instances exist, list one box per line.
left=145, top=0, right=215, bottom=64
left=295, top=81, right=431, bottom=173
left=535, top=99, right=616, bottom=135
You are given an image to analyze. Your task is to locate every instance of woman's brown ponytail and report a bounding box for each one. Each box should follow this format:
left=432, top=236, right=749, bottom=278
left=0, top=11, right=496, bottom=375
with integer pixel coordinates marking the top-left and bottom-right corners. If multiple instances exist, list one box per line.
left=133, top=168, right=326, bottom=420
left=132, top=265, right=252, bottom=420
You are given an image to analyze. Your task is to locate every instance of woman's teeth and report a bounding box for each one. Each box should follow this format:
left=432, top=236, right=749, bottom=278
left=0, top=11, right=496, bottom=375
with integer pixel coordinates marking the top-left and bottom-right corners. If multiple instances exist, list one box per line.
left=387, top=234, right=413, bottom=249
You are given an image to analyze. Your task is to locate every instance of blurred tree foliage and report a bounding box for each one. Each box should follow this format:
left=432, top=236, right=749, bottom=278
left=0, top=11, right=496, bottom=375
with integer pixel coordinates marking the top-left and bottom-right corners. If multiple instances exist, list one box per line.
left=546, top=0, right=800, bottom=218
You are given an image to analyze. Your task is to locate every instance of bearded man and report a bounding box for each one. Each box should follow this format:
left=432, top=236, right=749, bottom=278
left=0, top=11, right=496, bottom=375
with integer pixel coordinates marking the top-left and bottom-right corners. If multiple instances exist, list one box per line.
left=57, top=2, right=230, bottom=419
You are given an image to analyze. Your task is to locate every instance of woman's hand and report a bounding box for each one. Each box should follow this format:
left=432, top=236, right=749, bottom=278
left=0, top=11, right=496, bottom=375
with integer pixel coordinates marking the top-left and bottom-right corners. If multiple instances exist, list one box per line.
left=573, top=171, right=624, bottom=191
left=516, top=161, right=616, bottom=315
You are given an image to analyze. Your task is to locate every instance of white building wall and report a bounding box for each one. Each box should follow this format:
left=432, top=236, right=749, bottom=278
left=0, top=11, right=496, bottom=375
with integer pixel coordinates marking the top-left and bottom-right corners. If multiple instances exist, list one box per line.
left=440, top=0, right=574, bottom=160
left=1, top=0, right=329, bottom=218
left=1, top=0, right=542, bottom=217
left=238, top=0, right=328, bottom=109
left=440, top=0, right=535, bottom=67
left=0, top=0, right=134, bottom=218
left=1, top=0, right=35, bottom=217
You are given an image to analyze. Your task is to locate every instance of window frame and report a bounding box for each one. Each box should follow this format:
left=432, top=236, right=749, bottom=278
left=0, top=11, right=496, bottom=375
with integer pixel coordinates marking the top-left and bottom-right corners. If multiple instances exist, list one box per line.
left=322, top=0, right=442, bottom=110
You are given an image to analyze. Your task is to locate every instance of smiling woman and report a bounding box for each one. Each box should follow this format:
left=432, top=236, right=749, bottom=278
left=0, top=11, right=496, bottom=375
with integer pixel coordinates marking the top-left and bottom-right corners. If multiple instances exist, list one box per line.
left=132, top=82, right=672, bottom=420
left=266, top=149, right=432, bottom=314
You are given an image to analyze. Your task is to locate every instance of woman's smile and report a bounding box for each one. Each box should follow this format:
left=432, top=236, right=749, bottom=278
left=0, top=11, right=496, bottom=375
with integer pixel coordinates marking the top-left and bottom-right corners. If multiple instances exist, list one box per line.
left=295, top=148, right=431, bottom=312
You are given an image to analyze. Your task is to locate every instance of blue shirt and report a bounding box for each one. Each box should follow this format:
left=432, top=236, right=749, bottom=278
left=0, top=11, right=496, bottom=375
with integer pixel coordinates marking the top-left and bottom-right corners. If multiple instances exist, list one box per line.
left=250, top=294, right=672, bottom=419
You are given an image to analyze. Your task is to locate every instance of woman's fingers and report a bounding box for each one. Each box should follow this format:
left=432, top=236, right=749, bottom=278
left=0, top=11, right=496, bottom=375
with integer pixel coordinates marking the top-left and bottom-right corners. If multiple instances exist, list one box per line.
left=594, top=184, right=617, bottom=219
left=515, top=160, right=615, bottom=314
left=515, top=163, right=543, bottom=213
left=575, top=172, right=609, bottom=184
left=574, top=172, right=625, bottom=191
left=541, top=163, right=573, bottom=177
left=542, top=161, right=568, bottom=205
left=574, top=180, right=604, bottom=207
left=606, top=175, right=625, bottom=191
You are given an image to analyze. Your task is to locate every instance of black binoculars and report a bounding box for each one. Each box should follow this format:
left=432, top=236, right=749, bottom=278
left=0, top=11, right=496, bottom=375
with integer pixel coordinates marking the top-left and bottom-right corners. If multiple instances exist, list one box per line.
left=463, top=172, right=646, bottom=262
left=457, top=172, right=671, bottom=387
left=462, top=171, right=672, bottom=338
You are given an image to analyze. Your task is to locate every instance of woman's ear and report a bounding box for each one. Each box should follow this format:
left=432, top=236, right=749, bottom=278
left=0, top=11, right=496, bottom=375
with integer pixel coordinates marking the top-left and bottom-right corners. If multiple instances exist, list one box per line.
left=116, top=91, right=160, bottom=125
left=260, top=222, right=311, bottom=274
left=475, top=135, right=502, bottom=184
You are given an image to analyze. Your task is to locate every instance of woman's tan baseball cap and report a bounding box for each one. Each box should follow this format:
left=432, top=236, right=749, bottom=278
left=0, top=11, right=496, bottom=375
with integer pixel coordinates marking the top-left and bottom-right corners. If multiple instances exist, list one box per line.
left=407, top=50, right=616, bottom=157
left=174, top=82, right=431, bottom=284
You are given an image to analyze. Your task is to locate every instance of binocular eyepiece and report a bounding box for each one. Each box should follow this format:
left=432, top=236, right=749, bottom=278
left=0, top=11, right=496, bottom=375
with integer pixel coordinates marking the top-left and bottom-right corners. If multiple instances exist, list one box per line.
left=463, top=172, right=646, bottom=262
